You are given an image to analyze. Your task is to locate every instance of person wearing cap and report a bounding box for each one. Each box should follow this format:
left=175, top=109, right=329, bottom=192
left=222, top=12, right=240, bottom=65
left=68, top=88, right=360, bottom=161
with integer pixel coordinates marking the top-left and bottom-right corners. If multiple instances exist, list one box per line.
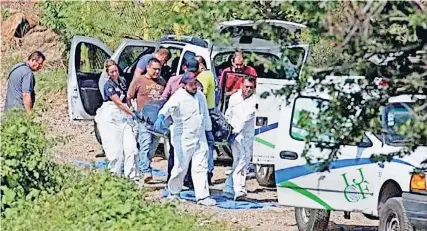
left=161, top=58, right=201, bottom=100
left=154, top=72, right=216, bottom=206
left=161, top=57, right=202, bottom=188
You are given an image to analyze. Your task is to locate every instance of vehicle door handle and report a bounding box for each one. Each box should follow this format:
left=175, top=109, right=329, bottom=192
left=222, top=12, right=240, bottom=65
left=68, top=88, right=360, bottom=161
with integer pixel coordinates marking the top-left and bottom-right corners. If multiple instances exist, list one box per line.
left=256, top=117, right=267, bottom=126
left=280, top=151, right=298, bottom=160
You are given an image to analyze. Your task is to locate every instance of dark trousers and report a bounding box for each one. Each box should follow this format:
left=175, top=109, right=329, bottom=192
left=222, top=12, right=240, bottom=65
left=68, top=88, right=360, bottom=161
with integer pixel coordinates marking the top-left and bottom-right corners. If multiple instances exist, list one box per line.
left=167, top=138, right=193, bottom=185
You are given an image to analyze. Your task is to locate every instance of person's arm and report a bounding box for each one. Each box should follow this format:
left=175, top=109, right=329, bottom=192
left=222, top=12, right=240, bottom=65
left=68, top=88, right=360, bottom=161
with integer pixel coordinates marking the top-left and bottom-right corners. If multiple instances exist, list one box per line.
left=110, top=94, right=133, bottom=116
left=158, top=91, right=179, bottom=118
left=22, top=93, right=33, bottom=113
left=161, top=77, right=174, bottom=100
left=127, top=79, right=137, bottom=104
left=22, top=73, right=34, bottom=113
left=224, top=93, right=236, bottom=122
left=133, top=56, right=148, bottom=80
left=231, top=98, right=256, bottom=134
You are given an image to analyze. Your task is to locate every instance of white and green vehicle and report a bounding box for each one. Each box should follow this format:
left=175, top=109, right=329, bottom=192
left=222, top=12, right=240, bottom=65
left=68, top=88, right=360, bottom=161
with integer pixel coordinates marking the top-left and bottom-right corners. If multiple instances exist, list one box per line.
left=273, top=83, right=427, bottom=231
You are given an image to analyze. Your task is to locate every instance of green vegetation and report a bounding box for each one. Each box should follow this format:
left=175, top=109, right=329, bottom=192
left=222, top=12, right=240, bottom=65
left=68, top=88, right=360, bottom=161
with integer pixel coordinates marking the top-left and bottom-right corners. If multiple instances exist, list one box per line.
left=0, top=111, right=228, bottom=230
left=2, top=169, right=225, bottom=231
left=1, top=110, right=60, bottom=211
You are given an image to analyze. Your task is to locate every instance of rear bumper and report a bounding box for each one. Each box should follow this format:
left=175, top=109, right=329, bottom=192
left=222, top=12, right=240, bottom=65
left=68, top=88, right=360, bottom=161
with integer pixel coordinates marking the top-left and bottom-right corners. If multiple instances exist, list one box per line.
left=403, top=192, right=427, bottom=230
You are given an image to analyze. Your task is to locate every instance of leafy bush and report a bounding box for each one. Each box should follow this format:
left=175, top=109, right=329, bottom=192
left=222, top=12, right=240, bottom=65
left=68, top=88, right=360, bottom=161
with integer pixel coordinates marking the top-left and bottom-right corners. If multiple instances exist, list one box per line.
left=1, top=169, right=227, bottom=231
left=0, top=110, right=61, bottom=211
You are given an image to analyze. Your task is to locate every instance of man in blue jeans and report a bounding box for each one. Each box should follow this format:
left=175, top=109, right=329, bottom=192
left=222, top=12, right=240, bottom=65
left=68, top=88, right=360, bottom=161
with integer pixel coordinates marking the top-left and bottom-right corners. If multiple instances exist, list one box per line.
left=127, top=58, right=166, bottom=183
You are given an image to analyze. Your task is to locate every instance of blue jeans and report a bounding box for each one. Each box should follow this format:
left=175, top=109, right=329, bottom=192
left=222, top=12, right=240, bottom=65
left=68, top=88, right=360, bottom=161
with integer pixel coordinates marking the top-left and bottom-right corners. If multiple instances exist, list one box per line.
left=208, top=144, right=214, bottom=174
left=137, top=122, right=160, bottom=174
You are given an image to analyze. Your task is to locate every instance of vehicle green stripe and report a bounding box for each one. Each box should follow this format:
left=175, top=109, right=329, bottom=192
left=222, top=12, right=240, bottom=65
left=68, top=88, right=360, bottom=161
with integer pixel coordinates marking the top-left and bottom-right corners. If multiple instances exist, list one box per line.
left=278, top=181, right=334, bottom=211
left=254, top=137, right=275, bottom=149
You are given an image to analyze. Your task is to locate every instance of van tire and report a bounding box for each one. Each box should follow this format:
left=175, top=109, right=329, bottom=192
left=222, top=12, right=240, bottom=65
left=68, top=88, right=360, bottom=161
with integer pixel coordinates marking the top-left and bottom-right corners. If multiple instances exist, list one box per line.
left=255, top=164, right=275, bottom=187
left=379, top=197, right=412, bottom=231
left=295, top=207, right=330, bottom=231
left=94, top=121, right=102, bottom=145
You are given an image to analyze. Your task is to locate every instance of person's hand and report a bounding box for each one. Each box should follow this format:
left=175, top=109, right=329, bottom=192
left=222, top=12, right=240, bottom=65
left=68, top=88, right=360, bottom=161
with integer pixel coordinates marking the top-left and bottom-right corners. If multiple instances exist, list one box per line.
left=206, top=131, right=215, bottom=146
left=228, top=133, right=238, bottom=145
left=154, top=114, right=166, bottom=131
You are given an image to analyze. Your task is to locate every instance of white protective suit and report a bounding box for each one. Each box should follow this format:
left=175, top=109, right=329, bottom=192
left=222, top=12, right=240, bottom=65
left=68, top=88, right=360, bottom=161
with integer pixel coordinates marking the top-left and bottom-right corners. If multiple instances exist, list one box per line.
left=159, top=88, right=212, bottom=201
left=95, top=101, right=138, bottom=178
left=223, top=89, right=256, bottom=198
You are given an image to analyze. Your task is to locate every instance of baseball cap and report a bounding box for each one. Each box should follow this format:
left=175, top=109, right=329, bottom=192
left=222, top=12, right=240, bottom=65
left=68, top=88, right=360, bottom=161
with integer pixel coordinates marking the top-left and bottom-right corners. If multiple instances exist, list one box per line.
left=184, top=58, right=199, bottom=72
left=180, top=72, right=198, bottom=84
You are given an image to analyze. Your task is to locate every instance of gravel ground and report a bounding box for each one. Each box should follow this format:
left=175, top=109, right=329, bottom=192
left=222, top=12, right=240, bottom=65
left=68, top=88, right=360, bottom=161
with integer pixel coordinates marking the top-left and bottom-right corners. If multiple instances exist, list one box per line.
left=0, top=87, right=379, bottom=231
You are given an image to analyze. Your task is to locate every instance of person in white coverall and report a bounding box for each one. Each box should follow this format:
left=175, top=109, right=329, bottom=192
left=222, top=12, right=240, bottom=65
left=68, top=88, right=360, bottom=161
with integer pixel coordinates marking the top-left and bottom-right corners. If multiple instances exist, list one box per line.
left=154, top=72, right=216, bottom=206
left=95, top=59, right=139, bottom=179
left=223, top=76, right=256, bottom=200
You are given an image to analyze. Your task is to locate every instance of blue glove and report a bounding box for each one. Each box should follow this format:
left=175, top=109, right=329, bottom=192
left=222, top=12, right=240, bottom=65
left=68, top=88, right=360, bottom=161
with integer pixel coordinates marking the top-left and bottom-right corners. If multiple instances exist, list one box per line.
left=206, top=131, right=215, bottom=146
left=131, top=112, right=138, bottom=121
left=228, top=133, right=238, bottom=145
left=154, top=114, right=166, bottom=131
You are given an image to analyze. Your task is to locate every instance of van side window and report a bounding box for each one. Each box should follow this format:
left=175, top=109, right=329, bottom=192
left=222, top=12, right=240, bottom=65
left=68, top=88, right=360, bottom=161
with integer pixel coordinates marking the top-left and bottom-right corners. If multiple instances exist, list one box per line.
left=290, top=97, right=372, bottom=147
left=384, top=102, right=414, bottom=145
left=290, top=97, right=334, bottom=143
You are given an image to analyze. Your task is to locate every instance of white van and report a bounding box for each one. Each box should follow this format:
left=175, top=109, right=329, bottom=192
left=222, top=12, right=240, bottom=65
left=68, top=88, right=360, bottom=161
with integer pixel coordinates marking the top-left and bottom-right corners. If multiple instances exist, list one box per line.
left=273, top=84, right=427, bottom=230
left=66, top=20, right=310, bottom=169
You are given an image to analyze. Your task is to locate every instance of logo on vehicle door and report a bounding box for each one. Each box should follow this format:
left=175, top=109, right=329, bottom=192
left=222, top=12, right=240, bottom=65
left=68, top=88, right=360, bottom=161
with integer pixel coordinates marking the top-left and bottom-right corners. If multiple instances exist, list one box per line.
left=341, top=168, right=370, bottom=203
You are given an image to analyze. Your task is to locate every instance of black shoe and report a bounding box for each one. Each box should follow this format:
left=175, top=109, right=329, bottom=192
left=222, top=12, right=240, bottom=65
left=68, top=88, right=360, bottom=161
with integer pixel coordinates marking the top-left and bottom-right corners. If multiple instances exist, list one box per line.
left=208, top=172, right=213, bottom=186
left=184, top=180, right=194, bottom=189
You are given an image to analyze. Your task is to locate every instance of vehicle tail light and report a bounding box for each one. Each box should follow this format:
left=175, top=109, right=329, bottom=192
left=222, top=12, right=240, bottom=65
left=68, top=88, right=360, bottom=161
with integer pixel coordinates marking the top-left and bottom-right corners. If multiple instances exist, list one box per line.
left=410, top=173, right=426, bottom=191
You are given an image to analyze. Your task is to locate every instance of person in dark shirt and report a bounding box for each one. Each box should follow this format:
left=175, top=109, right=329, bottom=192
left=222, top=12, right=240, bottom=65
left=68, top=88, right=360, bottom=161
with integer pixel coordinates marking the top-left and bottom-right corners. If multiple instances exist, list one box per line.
left=95, top=59, right=139, bottom=179
left=4, top=51, right=45, bottom=113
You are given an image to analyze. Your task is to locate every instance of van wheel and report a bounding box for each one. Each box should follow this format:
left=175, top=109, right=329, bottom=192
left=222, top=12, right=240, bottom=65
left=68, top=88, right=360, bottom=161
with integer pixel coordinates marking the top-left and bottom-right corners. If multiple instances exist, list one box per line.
left=255, top=164, right=275, bottom=187
left=295, top=207, right=330, bottom=231
left=379, top=198, right=412, bottom=231
left=94, top=121, right=102, bottom=145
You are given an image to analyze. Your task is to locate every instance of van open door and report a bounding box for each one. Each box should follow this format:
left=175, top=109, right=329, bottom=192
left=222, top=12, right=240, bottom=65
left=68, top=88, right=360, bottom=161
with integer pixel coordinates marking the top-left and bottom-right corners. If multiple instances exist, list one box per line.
left=68, top=36, right=112, bottom=120
left=177, top=43, right=211, bottom=75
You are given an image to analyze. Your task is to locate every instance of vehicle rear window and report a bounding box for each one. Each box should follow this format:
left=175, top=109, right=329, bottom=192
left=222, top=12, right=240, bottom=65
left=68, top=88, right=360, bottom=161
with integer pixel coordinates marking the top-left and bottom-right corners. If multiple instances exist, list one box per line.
left=213, top=47, right=305, bottom=80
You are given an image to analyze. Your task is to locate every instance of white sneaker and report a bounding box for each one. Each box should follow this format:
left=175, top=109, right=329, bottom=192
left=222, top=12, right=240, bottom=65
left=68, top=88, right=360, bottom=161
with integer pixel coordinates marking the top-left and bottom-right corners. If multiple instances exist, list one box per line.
left=197, top=197, right=217, bottom=206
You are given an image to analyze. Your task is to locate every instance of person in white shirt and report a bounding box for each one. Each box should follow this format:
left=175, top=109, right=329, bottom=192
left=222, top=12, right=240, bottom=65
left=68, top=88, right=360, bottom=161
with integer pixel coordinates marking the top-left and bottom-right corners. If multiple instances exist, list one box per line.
left=154, top=72, right=216, bottom=206
left=223, top=76, right=256, bottom=201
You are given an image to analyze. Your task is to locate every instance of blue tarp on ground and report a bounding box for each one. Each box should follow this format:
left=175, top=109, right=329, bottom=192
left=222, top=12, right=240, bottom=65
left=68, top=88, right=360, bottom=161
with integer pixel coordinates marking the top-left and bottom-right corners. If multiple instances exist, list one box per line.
left=161, top=189, right=275, bottom=210
left=73, top=160, right=168, bottom=177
